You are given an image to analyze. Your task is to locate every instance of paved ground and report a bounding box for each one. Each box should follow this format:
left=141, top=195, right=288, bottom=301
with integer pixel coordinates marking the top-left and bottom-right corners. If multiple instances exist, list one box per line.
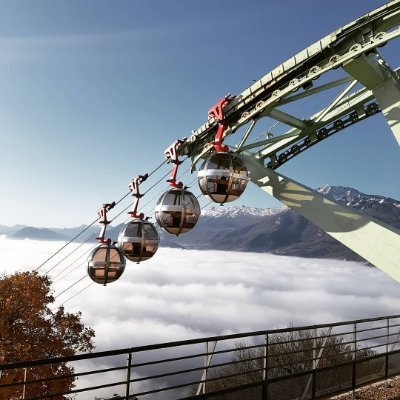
left=331, top=376, right=400, bottom=400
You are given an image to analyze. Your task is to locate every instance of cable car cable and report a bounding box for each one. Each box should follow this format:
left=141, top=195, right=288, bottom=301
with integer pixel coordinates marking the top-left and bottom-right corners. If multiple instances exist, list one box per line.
left=54, top=273, right=88, bottom=299
left=58, top=282, right=95, bottom=308
left=52, top=245, right=95, bottom=283
left=43, top=233, right=97, bottom=276
left=34, top=220, right=100, bottom=272
left=36, top=160, right=169, bottom=272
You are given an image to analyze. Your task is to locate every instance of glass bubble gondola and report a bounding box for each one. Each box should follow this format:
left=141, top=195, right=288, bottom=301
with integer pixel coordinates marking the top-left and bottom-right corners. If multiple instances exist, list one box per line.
left=197, top=151, right=249, bottom=204
left=87, top=243, right=126, bottom=285
left=155, top=187, right=200, bottom=235
left=118, top=218, right=159, bottom=262
left=155, top=139, right=201, bottom=236
left=118, top=174, right=160, bottom=263
left=87, top=202, right=126, bottom=286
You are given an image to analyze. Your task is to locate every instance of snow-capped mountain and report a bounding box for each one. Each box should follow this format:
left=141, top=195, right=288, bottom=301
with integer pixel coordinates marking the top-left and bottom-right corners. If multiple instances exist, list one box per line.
left=159, top=186, right=400, bottom=261
left=2, top=186, right=399, bottom=262
left=202, top=205, right=286, bottom=218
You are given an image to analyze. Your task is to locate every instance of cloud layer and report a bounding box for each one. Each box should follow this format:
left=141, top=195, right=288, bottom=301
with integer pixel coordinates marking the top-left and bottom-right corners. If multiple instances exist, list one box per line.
left=2, top=237, right=399, bottom=348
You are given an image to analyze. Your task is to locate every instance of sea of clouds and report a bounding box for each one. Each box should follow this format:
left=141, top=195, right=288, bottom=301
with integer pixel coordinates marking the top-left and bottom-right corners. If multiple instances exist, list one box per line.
left=1, top=236, right=400, bottom=398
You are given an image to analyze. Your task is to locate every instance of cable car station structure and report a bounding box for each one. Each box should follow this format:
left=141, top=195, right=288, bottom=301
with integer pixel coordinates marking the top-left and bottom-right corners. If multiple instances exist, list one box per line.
left=86, top=0, right=400, bottom=286
left=177, top=0, right=400, bottom=283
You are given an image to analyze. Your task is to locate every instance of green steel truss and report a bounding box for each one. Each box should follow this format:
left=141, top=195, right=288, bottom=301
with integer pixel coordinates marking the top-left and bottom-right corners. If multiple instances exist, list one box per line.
left=178, top=1, right=400, bottom=282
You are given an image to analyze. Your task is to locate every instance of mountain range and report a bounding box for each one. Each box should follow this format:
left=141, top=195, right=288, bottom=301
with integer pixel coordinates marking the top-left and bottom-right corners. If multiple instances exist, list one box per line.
left=1, top=185, right=399, bottom=262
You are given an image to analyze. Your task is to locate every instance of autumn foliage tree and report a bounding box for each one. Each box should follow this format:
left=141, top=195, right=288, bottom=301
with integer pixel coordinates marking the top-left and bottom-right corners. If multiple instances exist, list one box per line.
left=0, top=271, right=95, bottom=399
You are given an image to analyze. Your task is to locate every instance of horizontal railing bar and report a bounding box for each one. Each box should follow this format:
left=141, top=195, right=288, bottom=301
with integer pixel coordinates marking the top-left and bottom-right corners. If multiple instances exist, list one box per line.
left=267, top=329, right=355, bottom=346
left=356, top=322, right=400, bottom=334
left=177, top=380, right=263, bottom=400
left=23, top=379, right=127, bottom=400
left=132, top=356, right=268, bottom=385
left=129, top=364, right=216, bottom=385
left=131, top=350, right=210, bottom=368
left=135, top=365, right=265, bottom=397
left=133, top=343, right=268, bottom=369
left=363, top=331, right=400, bottom=340
left=134, top=378, right=202, bottom=397
left=0, top=365, right=128, bottom=389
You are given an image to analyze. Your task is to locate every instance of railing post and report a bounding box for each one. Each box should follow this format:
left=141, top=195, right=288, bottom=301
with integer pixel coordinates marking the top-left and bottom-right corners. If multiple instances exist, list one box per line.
left=312, top=328, right=317, bottom=370
left=22, top=367, right=27, bottom=400
left=352, top=323, right=357, bottom=394
left=386, top=317, right=390, bottom=380
left=204, top=341, right=208, bottom=394
left=262, top=334, right=269, bottom=400
left=311, top=369, right=316, bottom=400
left=125, top=352, right=132, bottom=400
left=386, top=317, right=390, bottom=354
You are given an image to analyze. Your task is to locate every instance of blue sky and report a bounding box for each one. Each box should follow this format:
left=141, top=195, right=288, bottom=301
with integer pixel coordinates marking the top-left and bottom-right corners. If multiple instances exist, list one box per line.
left=0, top=0, right=399, bottom=227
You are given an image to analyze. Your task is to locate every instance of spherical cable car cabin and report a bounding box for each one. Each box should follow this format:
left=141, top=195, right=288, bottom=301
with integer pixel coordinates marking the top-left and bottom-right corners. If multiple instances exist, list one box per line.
left=87, top=202, right=126, bottom=285
left=118, top=218, right=159, bottom=262
left=198, top=151, right=249, bottom=204
left=155, top=187, right=200, bottom=235
left=118, top=174, right=160, bottom=263
left=155, top=139, right=201, bottom=235
left=88, top=243, right=126, bottom=285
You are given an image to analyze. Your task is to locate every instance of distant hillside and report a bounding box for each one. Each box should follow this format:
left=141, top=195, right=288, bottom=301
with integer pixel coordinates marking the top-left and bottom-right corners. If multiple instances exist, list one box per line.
left=52, top=225, right=99, bottom=239
left=11, top=227, right=69, bottom=241
left=157, top=185, right=400, bottom=261
left=0, top=224, right=26, bottom=235
left=2, top=185, right=399, bottom=261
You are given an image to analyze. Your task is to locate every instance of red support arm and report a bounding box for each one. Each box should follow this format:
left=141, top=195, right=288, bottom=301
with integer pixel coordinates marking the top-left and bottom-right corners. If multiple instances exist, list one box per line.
left=165, top=139, right=186, bottom=189
left=96, top=202, right=116, bottom=244
left=128, top=174, right=148, bottom=219
left=208, top=94, right=235, bottom=152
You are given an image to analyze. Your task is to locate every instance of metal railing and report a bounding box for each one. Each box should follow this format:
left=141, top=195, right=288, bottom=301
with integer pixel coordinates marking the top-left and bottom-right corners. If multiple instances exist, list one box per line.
left=1, top=315, right=400, bottom=400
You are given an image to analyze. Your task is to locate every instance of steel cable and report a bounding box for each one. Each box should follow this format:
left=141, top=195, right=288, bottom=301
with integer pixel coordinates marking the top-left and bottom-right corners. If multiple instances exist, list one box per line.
left=35, top=159, right=168, bottom=272
left=43, top=233, right=97, bottom=275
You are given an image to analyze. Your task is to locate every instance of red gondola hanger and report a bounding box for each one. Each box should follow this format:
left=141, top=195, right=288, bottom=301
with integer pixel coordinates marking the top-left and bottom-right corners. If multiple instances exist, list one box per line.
left=128, top=174, right=148, bottom=219
left=96, top=202, right=116, bottom=244
left=165, top=139, right=186, bottom=189
left=208, top=94, right=235, bottom=152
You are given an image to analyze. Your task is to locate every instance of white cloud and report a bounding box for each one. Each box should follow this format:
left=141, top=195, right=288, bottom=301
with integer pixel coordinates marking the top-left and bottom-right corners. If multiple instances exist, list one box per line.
left=2, top=238, right=399, bottom=346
